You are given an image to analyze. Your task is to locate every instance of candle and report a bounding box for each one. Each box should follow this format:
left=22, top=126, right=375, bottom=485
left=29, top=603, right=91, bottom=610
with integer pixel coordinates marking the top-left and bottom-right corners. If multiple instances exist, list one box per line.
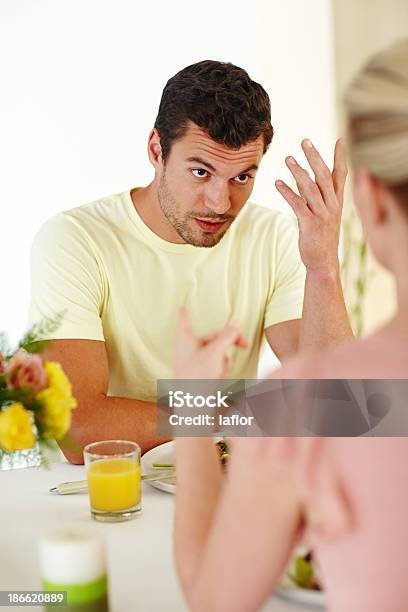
left=39, top=528, right=109, bottom=611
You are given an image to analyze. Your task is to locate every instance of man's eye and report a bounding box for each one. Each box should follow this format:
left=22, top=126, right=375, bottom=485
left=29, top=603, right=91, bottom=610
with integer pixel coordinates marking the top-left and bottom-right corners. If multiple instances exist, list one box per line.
left=233, top=174, right=250, bottom=184
left=191, top=168, right=208, bottom=178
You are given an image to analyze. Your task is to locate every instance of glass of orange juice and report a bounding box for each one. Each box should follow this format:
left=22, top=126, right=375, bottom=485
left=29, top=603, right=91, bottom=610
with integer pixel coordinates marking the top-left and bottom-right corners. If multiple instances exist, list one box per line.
left=84, top=440, right=141, bottom=522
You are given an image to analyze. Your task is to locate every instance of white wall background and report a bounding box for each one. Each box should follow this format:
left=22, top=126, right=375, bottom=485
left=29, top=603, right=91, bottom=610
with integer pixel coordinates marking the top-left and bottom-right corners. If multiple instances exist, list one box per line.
left=1, top=0, right=336, bottom=360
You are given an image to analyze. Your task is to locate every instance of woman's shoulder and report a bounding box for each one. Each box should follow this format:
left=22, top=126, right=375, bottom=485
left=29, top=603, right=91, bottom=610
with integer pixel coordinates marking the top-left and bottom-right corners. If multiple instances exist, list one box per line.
left=269, top=330, right=408, bottom=379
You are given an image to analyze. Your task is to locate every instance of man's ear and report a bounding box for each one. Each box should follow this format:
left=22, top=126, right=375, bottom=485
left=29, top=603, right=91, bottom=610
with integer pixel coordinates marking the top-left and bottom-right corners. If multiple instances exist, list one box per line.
left=147, top=128, right=163, bottom=169
left=354, top=168, right=387, bottom=227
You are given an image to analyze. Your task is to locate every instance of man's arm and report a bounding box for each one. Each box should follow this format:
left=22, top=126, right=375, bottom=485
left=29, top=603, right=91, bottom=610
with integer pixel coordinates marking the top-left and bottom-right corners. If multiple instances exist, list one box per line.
left=274, top=138, right=353, bottom=354
left=265, top=319, right=300, bottom=361
left=265, top=264, right=352, bottom=361
left=265, top=274, right=351, bottom=362
left=300, top=264, right=352, bottom=351
left=43, top=339, right=170, bottom=464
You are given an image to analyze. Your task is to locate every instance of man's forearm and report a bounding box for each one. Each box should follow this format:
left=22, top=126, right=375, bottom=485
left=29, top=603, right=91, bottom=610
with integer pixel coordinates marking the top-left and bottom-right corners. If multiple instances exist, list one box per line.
left=61, top=394, right=170, bottom=464
left=299, top=265, right=353, bottom=352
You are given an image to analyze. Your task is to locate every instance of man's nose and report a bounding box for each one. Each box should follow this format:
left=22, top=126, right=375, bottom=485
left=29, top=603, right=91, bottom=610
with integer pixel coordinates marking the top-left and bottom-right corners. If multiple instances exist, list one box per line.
left=204, top=184, right=231, bottom=215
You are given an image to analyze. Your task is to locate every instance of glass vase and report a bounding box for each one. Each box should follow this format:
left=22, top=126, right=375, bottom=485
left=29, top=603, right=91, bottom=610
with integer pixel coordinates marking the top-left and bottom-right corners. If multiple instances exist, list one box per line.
left=0, top=442, right=41, bottom=470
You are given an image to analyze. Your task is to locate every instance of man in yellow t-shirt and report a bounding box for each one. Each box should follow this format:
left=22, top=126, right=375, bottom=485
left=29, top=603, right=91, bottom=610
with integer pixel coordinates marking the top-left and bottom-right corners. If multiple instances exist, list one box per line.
left=29, top=60, right=352, bottom=463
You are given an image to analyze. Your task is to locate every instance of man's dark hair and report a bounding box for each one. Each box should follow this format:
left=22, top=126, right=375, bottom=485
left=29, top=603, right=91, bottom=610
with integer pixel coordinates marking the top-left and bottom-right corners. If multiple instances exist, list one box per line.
left=154, top=60, right=273, bottom=161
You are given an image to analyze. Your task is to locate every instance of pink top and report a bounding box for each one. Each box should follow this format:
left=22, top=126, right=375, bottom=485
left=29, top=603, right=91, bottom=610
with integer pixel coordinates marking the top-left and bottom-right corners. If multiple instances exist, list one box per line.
left=285, top=437, right=408, bottom=611
left=267, top=329, right=408, bottom=609
left=272, top=329, right=408, bottom=379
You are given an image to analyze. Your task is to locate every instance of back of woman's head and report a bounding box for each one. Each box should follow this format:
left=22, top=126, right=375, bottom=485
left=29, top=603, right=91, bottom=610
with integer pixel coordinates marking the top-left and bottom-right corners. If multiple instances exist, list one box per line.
left=345, top=38, right=408, bottom=210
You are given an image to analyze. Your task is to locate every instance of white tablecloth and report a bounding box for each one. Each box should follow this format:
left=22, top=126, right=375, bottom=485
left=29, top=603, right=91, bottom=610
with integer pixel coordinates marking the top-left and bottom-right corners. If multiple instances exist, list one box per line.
left=0, top=462, right=315, bottom=612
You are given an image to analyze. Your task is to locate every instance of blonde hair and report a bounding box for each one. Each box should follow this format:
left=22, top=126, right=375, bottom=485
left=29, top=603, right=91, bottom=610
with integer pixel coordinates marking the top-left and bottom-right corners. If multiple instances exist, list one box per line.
left=345, top=38, right=408, bottom=188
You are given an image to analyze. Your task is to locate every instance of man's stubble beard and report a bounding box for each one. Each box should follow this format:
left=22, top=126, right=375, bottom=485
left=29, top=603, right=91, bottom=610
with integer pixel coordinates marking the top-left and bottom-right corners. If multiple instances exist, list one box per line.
left=157, top=172, right=232, bottom=248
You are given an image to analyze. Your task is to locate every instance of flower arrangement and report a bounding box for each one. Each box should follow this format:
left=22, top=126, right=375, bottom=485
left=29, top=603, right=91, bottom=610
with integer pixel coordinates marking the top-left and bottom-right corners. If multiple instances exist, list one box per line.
left=0, top=316, right=76, bottom=460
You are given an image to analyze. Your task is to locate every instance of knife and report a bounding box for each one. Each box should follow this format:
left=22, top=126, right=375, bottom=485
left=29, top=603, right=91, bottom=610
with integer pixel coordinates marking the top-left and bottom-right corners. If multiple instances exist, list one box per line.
left=49, top=471, right=175, bottom=495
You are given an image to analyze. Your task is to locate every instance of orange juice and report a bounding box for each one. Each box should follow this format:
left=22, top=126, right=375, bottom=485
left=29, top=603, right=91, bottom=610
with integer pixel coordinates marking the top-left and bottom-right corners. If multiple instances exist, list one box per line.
left=87, top=458, right=141, bottom=511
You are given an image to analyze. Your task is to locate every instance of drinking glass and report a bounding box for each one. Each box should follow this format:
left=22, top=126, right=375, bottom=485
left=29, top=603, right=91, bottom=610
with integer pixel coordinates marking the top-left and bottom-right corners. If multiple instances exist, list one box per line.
left=84, top=440, right=141, bottom=522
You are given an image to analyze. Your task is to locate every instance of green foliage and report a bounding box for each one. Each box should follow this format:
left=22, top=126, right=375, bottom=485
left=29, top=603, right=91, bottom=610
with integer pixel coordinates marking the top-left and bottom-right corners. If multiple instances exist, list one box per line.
left=18, top=311, right=66, bottom=354
left=341, top=208, right=372, bottom=337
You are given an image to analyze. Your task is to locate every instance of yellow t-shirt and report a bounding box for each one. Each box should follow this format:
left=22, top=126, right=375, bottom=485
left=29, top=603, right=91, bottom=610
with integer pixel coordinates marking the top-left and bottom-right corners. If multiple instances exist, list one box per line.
left=29, top=190, right=305, bottom=401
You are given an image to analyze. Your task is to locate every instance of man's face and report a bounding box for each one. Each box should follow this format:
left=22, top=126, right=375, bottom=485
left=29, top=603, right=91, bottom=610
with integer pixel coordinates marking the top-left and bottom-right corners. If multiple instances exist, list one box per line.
left=156, top=123, right=264, bottom=247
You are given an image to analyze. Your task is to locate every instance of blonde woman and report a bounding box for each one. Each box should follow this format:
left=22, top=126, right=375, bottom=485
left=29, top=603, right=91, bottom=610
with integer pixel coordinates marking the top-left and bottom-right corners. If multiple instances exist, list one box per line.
left=174, top=39, right=408, bottom=612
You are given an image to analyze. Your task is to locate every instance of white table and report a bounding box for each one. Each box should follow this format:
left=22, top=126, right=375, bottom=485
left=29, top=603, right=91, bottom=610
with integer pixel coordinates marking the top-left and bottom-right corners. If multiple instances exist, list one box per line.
left=0, top=462, right=316, bottom=612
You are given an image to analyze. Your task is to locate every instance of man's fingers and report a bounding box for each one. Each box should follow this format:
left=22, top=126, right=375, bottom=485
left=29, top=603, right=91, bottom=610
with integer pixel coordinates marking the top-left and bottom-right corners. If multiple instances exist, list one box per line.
left=284, top=156, right=326, bottom=216
left=275, top=180, right=312, bottom=218
left=332, top=138, right=348, bottom=207
left=301, top=139, right=338, bottom=211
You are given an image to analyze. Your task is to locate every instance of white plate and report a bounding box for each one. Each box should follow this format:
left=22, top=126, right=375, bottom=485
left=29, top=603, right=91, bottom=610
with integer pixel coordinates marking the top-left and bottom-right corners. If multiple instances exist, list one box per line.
left=141, top=437, right=225, bottom=494
left=274, top=547, right=326, bottom=608
left=274, top=575, right=326, bottom=608
left=141, top=441, right=176, bottom=493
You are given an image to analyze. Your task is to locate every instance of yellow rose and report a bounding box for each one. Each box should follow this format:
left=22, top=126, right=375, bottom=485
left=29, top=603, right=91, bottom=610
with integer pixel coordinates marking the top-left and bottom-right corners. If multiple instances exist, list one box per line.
left=0, top=403, right=36, bottom=452
left=36, top=361, right=77, bottom=440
